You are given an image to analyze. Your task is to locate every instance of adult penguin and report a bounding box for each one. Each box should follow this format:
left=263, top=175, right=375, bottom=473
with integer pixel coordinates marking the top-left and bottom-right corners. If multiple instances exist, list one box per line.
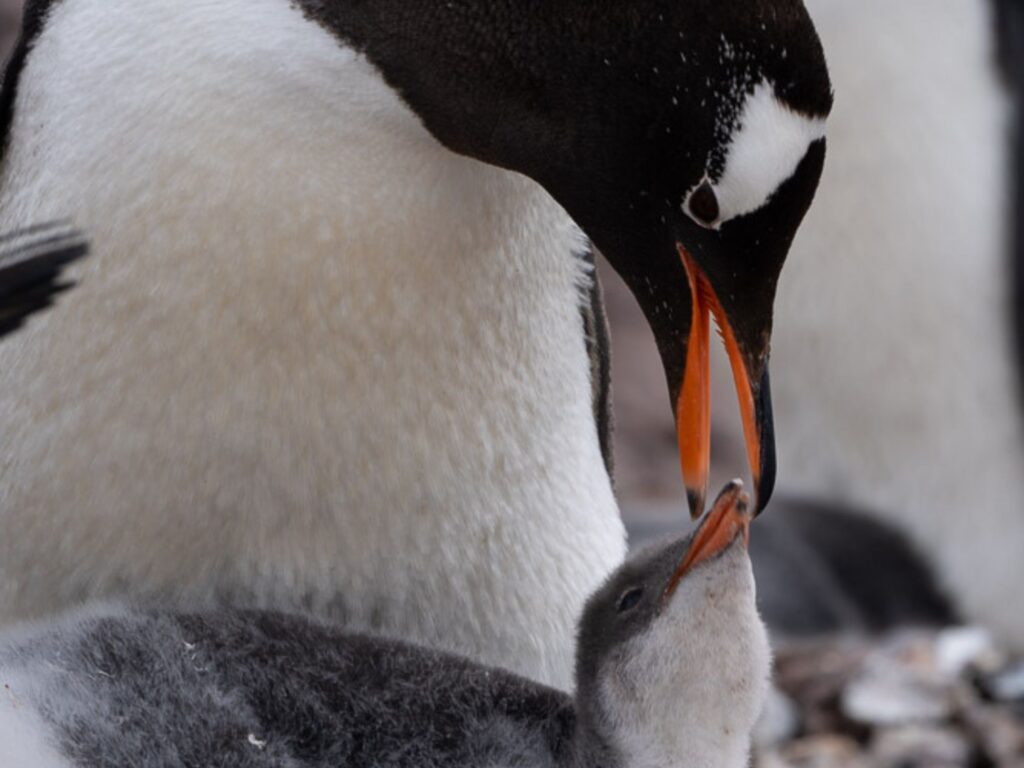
left=0, top=0, right=832, bottom=688
left=709, top=0, right=1024, bottom=646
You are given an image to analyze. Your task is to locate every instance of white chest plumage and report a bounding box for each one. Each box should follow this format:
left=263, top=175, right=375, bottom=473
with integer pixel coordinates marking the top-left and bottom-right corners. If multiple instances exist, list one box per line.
left=710, top=0, right=1024, bottom=645
left=0, top=0, right=624, bottom=689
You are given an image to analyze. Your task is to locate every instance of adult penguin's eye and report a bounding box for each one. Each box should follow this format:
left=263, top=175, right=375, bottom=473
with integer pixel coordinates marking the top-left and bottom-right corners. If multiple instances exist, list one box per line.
left=617, top=587, right=644, bottom=613
left=685, top=180, right=720, bottom=227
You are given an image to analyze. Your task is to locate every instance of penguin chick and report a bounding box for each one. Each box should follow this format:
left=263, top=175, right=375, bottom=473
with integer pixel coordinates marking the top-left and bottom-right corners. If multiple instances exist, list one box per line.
left=0, top=482, right=768, bottom=768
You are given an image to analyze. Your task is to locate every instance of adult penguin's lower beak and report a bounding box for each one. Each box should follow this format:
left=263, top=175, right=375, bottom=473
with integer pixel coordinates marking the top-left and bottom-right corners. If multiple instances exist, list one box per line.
left=676, top=245, right=776, bottom=519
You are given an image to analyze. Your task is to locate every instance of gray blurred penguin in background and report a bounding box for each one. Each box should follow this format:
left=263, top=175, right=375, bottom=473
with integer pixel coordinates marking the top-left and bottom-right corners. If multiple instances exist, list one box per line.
left=0, top=0, right=19, bottom=62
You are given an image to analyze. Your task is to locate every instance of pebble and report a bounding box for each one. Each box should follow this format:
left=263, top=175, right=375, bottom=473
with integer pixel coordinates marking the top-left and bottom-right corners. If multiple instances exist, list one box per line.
left=869, top=725, right=971, bottom=767
left=841, top=665, right=953, bottom=726
left=839, top=633, right=955, bottom=726
left=983, top=661, right=1024, bottom=703
left=774, top=735, right=868, bottom=768
left=962, top=701, right=1024, bottom=763
left=773, top=638, right=868, bottom=735
left=935, top=626, right=1000, bottom=677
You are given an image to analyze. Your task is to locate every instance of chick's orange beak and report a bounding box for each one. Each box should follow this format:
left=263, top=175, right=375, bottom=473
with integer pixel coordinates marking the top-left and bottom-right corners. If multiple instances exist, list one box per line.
left=664, top=480, right=752, bottom=599
left=676, top=245, right=774, bottom=518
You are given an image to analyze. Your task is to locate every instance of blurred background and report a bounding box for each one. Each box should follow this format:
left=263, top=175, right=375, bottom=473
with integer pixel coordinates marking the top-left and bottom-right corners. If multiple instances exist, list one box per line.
left=2, top=0, right=1022, bottom=765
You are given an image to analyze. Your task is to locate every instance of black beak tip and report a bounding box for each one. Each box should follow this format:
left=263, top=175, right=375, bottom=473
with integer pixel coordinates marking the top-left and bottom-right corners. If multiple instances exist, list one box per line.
left=755, top=454, right=776, bottom=516
left=686, top=488, right=705, bottom=520
left=754, top=368, right=776, bottom=516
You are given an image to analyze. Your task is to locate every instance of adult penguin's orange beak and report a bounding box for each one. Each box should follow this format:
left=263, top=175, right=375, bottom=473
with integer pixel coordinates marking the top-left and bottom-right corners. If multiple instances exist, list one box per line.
left=676, top=244, right=776, bottom=519
left=567, top=140, right=825, bottom=522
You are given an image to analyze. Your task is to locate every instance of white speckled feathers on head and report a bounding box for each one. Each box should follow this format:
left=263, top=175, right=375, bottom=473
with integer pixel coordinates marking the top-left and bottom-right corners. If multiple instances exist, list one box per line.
left=685, top=80, right=828, bottom=230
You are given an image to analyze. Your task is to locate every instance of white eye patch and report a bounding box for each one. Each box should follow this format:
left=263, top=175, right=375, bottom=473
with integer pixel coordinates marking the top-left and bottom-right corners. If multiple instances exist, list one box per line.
left=684, top=80, right=827, bottom=229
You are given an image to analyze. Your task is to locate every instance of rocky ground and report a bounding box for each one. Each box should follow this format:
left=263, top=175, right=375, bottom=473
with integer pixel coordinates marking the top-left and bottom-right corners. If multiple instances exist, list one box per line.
left=756, top=629, right=1024, bottom=767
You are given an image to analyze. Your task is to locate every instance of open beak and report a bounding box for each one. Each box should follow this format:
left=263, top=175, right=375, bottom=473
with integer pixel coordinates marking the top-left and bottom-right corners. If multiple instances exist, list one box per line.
left=664, top=480, right=751, bottom=599
left=676, top=245, right=776, bottom=518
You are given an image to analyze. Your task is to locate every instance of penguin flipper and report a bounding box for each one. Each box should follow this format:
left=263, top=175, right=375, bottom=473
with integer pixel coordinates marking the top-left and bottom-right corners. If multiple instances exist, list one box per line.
left=578, top=244, right=614, bottom=480
left=0, top=221, right=89, bottom=338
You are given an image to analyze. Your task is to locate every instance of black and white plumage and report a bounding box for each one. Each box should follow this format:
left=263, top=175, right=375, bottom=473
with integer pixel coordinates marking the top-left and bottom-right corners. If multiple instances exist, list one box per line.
left=0, top=0, right=830, bottom=689
left=0, top=221, right=87, bottom=337
left=0, top=485, right=768, bottom=768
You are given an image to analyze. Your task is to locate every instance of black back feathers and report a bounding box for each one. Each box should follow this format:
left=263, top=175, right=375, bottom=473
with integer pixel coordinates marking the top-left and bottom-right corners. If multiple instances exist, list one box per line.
left=0, top=221, right=88, bottom=338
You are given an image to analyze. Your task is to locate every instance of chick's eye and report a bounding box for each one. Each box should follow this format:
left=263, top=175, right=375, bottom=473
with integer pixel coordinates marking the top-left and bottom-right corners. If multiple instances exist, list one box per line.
left=617, top=587, right=644, bottom=613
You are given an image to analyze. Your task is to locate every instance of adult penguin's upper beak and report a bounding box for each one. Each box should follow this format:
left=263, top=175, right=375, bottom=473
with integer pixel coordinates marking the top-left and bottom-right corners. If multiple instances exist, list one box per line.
left=675, top=243, right=776, bottom=519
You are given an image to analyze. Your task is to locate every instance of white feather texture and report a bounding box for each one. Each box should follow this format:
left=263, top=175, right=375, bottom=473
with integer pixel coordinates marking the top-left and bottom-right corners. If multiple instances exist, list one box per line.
left=0, top=0, right=625, bottom=689
left=0, top=604, right=128, bottom=768
left=0, top=688, right=71, bottom=768
left=0, top=701, right=71, bottom=768
left=0, top=604, right=132, bottom=768
left=713, top=0, right=1024, bottom=644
